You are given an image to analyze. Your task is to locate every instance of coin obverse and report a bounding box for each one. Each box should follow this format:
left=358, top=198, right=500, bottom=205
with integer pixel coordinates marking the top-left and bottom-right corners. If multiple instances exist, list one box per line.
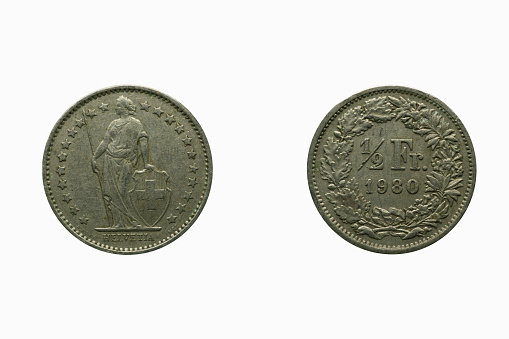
left=43, top=86, right=212, bottom=254
left=308, top=86, right=475, bottom=253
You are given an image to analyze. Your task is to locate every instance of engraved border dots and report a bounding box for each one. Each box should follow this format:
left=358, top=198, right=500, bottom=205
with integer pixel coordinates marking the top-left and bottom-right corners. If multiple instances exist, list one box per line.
left=163, top=94, right=209, bottom=243
left=148, top=99, right=201, bottom=232
left=55, top=107, right=96, bottom=226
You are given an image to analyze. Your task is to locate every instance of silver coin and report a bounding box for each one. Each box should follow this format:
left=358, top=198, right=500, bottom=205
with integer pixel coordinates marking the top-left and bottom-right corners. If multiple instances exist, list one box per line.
left=308, top=86, right=475, bottom=253
left=43, top=86, right=212, bottom=254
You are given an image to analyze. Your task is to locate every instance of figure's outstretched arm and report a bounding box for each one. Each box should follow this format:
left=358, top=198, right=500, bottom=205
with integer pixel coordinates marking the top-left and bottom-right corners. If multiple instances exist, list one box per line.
left=93, top=140, right=108, bottom=159
left=92, top=140, right=108, bottom=173
left=139, top=137, right=153, bottom=170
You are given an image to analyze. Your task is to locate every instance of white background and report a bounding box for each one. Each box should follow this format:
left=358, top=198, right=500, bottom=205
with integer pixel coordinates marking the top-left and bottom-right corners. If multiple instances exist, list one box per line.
left=1, top=1, right=507, bottom=338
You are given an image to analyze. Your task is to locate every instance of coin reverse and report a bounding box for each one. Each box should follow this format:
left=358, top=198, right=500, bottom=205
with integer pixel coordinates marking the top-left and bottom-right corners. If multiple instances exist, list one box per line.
left=308, top=86, right=475, bottom=253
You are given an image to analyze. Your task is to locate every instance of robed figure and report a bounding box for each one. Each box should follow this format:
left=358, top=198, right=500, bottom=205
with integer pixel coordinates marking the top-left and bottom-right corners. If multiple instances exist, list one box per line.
left=92, top=95, right=153, bottom=229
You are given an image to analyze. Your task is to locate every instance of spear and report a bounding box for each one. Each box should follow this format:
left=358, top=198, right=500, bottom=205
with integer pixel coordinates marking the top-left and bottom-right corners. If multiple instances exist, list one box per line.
left=81, top=108, right=112, bottom=226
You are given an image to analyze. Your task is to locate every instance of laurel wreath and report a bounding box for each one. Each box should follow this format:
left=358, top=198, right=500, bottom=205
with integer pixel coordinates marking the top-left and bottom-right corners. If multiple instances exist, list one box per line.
left=320, top=96, right=464, bottom=240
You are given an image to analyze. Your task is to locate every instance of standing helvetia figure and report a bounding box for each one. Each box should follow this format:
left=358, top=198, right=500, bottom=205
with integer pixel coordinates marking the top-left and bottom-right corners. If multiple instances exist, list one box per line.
left=91, top=95, right=169, bottom=231
left=307, top=86, right=475, bottom=253
left=43, top=86, right=212, bottom=254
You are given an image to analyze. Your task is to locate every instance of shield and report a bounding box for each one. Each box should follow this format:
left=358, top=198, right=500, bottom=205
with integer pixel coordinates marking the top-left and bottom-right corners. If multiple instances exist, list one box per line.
left=129, top=168, right=171, bottom=227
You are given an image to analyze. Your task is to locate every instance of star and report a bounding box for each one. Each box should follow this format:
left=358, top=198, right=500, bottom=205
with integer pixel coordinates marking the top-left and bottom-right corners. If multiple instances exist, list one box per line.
left=187, top=149, right=197, bottom=159
left=75, top=118, right=85, bottom=128
left=188, top=177, right=197, bottom=188
left=86, top=109, right=97, bottom=119
left=67, top=128, right=77, bottom=138
left=176, top=203, right=186, bottom=214
left=183, top=191, right=193, bottom=202
left=57, top=179, right=67, bottom=190
left=153, top=107, right=164, bottom=117
left=182, top=135, right=192, bottom=146
left=79, top=216, right=89, bottom=225
left=69, top=205, right=80, bottom=215
left=57, top=152, right=67, bottom=162
left=139, top=101, right=150, bottom=112
left=189, top=164, right=198, bottom=173
left=175, top=123, right=184, bottom=134
left=61, top=139, right=72, bottom=149
left=99, top=103, right=109, bottom=112
left=164, top=114, right=176, bottom=125
left=167, top=214, right=177, bottom=224
left=62, top=193, right=72, bottom=203
left=56, top=166, right=66, bottom=176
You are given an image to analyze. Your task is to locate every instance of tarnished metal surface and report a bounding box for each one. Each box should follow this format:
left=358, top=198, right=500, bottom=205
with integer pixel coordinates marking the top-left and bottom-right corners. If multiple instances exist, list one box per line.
left=43, top=86, right=212, bottom=254
left=308, top=86, right=475, bottom=253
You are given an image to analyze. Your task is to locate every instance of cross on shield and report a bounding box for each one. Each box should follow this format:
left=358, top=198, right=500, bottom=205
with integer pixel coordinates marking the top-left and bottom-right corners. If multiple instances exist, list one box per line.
left=136, top=180, right=165, bottom=211
left=130, top=168, right=171, bottom=227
